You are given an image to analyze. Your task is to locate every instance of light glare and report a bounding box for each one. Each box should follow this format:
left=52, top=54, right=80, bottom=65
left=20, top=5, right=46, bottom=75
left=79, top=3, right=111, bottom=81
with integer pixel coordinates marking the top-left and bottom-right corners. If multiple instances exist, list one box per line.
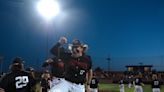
left=37, top=0, right=60, bottom=20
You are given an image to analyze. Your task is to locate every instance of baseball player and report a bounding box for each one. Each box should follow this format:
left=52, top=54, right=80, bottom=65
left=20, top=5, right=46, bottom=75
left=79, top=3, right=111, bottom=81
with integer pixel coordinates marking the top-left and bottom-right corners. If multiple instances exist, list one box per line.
left=90, top=73, right=99, bottom=92
left=134, top=74, right=144, bottom=92
left=42, top=37, right=67, bottom=88
left=49, top=37, right=93, bottom=92
left=128, top=75, right=133, bottom=88
left=119, top=78, right=125, bottom=92
left=0, top=57, right=36, bottom=92
left=151, top=74, right=161, bottom=92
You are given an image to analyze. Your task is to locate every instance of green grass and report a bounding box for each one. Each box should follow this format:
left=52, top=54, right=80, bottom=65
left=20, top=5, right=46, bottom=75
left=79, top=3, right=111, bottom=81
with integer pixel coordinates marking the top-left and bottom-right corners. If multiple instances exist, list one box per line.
left=99, top=83, right=164, bottom=92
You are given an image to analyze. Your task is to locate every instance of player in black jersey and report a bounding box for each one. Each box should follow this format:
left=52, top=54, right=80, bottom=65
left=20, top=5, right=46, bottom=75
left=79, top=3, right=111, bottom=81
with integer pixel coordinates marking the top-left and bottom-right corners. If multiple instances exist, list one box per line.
left=152, top=74, right=161, bottom=92
left=90, top=73, right=99, bottom=92
left=49, top=37, right=93, bottom=92
left=128, top=75, right=133, bottom=88
left=134, top=74, right=144, bottom=92
left=119, top=78, right=125, bottom=92
left=0, top=57, right=36, bottom=92
left=42, top=37, right=68, bottom=88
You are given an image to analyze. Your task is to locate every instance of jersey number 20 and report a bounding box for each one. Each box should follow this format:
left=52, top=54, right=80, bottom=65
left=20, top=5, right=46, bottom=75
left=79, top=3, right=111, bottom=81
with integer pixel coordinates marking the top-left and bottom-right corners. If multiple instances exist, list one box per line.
left=15, top=76, right=29, bottom=89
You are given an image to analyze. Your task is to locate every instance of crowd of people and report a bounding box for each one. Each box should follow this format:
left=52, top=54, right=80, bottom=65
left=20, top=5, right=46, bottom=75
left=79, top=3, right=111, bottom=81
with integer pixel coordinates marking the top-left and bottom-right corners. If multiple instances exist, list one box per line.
left=0, top=36, right=99, bottom=92
left=94, top=70, right=162, bottom=92
left=0, top=36, right=162, bottom=92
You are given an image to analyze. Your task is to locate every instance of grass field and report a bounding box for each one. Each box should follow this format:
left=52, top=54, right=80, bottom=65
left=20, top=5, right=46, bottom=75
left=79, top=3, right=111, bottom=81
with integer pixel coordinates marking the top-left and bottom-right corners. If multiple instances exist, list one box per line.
left=99, top=83, right=164, bottom=92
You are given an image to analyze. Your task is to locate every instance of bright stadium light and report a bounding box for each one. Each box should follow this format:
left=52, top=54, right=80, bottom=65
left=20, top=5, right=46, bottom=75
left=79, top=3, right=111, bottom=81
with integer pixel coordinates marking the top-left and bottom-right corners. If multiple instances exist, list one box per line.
left=37, top=0, right=60, bottom=20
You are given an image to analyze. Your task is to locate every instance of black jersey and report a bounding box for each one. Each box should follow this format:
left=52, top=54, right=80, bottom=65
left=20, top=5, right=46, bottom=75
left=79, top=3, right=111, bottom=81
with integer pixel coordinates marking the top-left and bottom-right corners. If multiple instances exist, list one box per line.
left=90, top=77, right=99, bottom=88
left=0, top=71, right=35, bottom=92
left=42, top=58, right=65, bottom=78
left=49, top=42, right=69, bottom=78
left=51, top=42, right=92, bottom=84
left=64, top=55, right=92, bottom=84
left=151, top=79, right=161, bottom=88
left=119, top=79, right=124, bottom=85
left=135, top=78, right=142, bottom=86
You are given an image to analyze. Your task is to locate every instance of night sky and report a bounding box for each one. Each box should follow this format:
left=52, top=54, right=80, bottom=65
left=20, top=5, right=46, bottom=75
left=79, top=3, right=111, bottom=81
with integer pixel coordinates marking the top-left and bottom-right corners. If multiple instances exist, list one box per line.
left=0, top=0, right=164, bottom=72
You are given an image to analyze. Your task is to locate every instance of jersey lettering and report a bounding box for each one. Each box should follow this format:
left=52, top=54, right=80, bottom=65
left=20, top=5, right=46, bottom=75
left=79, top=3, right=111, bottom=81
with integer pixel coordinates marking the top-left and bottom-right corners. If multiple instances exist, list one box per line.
left=154, top=81, right=159, bottom=86
left=15, top=76, right=29, bottom=89
left=91, top=79, right=96, bottom=84
left=135, top=79, right=139, bottom=83
left=79, top=70, right=85, bottom=75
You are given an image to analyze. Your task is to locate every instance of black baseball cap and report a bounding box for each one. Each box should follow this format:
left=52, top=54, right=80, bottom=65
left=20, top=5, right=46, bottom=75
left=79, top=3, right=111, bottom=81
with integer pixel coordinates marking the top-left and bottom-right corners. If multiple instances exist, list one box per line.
left=12, top=57, right=24, bottom=65
left=72, top=39, right=82, bottom=46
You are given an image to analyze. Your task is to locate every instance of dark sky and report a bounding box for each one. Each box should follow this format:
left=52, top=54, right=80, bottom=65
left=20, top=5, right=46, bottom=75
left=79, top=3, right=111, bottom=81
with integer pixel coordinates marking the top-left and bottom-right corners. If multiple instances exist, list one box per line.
left=0, top=0, right=164, bottom=71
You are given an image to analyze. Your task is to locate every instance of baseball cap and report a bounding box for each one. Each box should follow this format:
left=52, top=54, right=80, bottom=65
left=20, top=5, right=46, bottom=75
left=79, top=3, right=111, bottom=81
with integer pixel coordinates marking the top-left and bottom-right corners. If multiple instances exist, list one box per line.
left=72, top=39, right=82, bottom=46
left=68, top=39, right=88, bottom=50
left=12, top=57, right=24, bottom=65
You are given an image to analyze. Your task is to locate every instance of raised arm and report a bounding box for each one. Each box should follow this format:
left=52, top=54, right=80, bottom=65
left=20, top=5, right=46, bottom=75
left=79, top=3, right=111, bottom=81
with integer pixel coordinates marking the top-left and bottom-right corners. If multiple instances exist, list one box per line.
left=50, top=36, right=68, bottom=57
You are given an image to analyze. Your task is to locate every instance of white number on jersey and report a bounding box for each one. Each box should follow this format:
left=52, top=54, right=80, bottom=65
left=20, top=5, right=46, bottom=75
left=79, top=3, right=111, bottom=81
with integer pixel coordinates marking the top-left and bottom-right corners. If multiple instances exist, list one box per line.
left=135, top=79, right=139, bottom=83
left=91, top=79, right=96, bottom=84
left=80, top=70, right=85, bottom=75
left=15, top=76, right=29, bottom=89
left=154, top=81, right=159, bottom=86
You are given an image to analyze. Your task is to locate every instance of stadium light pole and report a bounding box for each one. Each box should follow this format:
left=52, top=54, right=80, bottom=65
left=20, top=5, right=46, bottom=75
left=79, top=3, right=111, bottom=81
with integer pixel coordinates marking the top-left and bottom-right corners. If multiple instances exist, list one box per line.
left=107, top=57, right=111, bottom=72
left=36, top=0, right=60, bottom=58
left=0, top=56, right=3, bottom=74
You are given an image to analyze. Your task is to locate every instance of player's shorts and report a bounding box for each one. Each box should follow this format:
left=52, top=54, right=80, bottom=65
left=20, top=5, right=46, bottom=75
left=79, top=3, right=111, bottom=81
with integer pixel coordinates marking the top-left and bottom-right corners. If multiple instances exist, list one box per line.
left=128, top=83, right=132, bottom=88
left=119, top=84, right=125, bottom=92
left=134, top=85, right=143, bottom=92
left=90, top=88, right=98, bottom=92
left=50, top=77, right=65, bottom=88
left=152, top=88, right=160, bottom=92
left=49, top=79, right=85, bottom=92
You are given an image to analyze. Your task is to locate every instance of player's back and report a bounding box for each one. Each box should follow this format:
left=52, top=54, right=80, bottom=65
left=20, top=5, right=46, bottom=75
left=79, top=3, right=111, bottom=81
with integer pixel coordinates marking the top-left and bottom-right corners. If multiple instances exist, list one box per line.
left=90, top=77, right=99, bottom=88
left=0, top=71, right=35, bottom=92
left=152, top=79, right=161, bottom=88
left=135, top=78, right=142, bottom=86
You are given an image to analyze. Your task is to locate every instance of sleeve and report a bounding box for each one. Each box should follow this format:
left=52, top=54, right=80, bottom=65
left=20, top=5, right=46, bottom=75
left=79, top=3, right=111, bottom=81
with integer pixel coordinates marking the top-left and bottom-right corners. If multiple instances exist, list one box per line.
left=42, top=62, right=50, bottom=67
left=50, top=42, right=68, bottom=59
left=50, top=42, right=61, bottom=56
left=0, top=75, right=8, bottom=90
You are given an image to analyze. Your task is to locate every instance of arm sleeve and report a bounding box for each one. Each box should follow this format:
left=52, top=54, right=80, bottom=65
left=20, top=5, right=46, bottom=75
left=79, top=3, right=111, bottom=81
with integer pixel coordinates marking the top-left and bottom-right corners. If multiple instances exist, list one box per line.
left=50, top=42, right=67, bottom=59
left=50, top=42, right=61, bottom=56
left=42, top=62, right=49, bottom=67
left=0, top=75, right=8, bottom=90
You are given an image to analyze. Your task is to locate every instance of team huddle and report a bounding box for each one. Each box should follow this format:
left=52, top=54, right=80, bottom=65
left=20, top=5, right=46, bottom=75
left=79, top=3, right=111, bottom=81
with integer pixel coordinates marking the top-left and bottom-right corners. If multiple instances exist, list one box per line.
left=0, top=36, right=98, bottom=92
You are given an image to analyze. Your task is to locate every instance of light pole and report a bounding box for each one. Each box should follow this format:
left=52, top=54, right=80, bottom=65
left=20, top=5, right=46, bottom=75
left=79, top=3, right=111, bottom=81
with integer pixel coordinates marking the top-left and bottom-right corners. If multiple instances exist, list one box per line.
left=107, top=57, right=111, bottom=72
left=36, top=0, right=60, bottom=58
left=0, top=56, right=3, bottom=74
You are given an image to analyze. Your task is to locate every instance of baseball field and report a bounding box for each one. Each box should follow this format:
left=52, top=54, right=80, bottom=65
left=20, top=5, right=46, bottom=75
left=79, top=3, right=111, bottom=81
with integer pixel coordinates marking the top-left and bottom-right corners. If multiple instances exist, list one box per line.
left=99, top=83, right=164, bottom=92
